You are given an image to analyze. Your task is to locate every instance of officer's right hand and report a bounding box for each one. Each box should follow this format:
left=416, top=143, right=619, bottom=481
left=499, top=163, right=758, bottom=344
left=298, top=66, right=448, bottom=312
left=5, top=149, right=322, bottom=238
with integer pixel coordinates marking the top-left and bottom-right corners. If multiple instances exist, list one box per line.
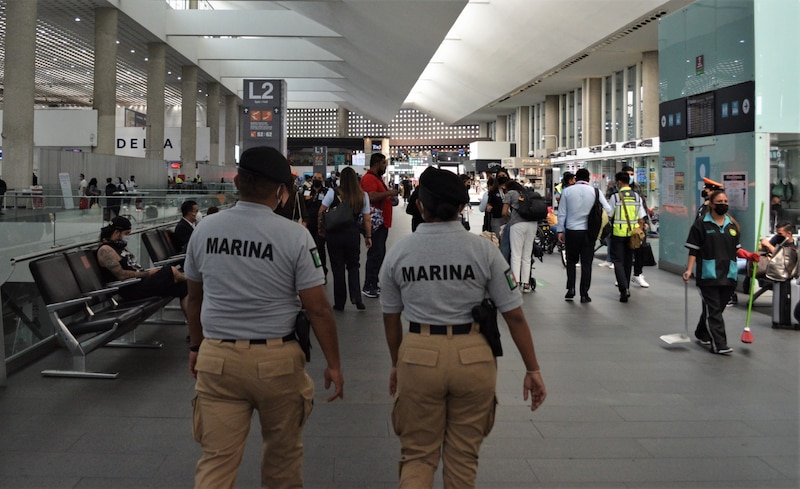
left=524, top=370, right=546, bottom=411
left=388, top=367, right=397, bottom=396
left=557, top=232, right=565, bottom=244
left=323, top=366, right=344, bottom=402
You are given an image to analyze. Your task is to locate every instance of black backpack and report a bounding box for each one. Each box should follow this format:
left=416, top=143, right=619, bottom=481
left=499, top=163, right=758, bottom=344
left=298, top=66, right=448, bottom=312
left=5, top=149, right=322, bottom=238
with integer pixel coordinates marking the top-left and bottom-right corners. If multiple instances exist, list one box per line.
left=587, top=188, right=603, bottom=241
left=515, top=189, right=548, bottom=221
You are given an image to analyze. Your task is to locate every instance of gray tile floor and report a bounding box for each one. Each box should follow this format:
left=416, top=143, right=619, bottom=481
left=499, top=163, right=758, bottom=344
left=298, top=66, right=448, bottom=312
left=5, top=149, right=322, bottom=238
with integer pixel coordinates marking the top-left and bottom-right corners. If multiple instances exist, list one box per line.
left=1, top=208, right=798, bottom=488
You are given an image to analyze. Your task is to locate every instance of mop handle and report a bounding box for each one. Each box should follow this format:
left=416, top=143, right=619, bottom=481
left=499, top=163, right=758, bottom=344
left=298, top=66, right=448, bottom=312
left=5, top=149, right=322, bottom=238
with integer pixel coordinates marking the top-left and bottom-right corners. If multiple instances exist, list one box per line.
left=745, top=202, right=765, bottom=327
left=684, top=280, right=689, bottom=337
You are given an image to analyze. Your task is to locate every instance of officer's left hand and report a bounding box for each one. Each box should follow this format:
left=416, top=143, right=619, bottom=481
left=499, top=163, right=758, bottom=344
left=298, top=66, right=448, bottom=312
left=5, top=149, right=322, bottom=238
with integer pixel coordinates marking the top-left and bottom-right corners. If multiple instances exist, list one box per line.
left=524, top=370, right=546, bottom=411
left=323, top=366, right=344, bottom=401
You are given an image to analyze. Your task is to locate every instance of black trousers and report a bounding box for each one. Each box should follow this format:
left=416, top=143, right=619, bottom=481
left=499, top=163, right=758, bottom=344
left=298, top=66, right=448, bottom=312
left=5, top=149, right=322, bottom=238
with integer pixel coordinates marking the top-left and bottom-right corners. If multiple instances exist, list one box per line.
left=309, top=228, right=328, bottom=277
left=633, top=237, right=645, bottom=276
left=695, top=284, right=736, bottom=350
left=610, top=236, right=634, bottom=292
left=564, top=229, right=594, bottom=295
left=364, top=225, right=388, bottom=291
left=326, top=224, right=362, bottom=307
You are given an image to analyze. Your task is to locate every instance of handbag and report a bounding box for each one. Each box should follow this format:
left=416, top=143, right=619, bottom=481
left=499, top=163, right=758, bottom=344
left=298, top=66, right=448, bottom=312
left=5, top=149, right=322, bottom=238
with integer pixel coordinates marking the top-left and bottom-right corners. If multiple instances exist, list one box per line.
left=370, top=204, right=384, bottom=229
left=291, top=191, right=305, bottom=224
left=747, top=253, right=770, bottom=280
left=323, top=200, right=354, bottom=232
left=765, top=242, right=799, bottom=282
left=622, top=195, right=645, bottom=249
left=640, top=241, right=657, bottom=267
left=79, top=197, right=89, bottom=210
left=482, top=212, right=492, bottom=232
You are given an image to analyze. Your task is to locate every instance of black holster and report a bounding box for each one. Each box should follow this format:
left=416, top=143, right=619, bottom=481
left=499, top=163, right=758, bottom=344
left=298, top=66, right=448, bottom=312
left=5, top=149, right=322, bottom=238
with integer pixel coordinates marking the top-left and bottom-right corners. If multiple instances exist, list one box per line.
left=295, top=311, right=312, bottom=362
left=472, top=298, right=502, bottom=357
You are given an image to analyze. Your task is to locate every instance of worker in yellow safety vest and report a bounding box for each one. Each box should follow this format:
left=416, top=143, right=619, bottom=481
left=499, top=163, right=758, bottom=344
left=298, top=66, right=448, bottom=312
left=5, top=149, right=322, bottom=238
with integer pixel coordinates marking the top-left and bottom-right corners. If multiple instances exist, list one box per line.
left=607, top=171, right=646, bottom=302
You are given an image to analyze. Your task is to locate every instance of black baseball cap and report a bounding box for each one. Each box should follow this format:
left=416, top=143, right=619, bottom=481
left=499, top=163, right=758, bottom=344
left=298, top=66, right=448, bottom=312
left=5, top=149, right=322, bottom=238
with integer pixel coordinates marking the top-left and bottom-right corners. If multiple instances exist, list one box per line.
left=238, top=146, right=293, bottom=185
left=418, top=167, right=469, bottom=207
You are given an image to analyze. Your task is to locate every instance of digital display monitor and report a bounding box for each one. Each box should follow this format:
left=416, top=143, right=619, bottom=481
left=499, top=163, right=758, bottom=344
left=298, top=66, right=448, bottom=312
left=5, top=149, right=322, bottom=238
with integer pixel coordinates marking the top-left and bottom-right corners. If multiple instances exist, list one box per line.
left=686, top=92, right=715, bottom=138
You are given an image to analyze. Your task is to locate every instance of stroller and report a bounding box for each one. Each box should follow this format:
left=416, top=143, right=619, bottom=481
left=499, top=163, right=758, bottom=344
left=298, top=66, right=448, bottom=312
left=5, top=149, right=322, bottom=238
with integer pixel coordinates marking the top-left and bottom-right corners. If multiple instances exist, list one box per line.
left=536, top=219, right=566, bottom=268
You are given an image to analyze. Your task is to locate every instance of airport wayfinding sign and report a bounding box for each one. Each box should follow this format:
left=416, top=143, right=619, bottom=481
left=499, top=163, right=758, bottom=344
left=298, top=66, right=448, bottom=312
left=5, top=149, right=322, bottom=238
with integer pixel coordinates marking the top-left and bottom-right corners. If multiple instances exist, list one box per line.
left=242, top=79, right=287, bottom=155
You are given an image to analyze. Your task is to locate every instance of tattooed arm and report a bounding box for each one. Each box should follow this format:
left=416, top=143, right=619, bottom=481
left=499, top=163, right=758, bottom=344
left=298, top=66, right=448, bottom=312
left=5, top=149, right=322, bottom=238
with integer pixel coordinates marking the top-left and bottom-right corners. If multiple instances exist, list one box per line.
left=97, top=245, right=153, bottom=281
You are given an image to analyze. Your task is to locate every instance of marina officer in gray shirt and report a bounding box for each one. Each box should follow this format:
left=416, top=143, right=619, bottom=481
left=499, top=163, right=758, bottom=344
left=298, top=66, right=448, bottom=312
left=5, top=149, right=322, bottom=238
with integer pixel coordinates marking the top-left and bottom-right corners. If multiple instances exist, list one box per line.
left=380, top=166, right=546, bottom=488
left=185, top=146, right=343, bottom=489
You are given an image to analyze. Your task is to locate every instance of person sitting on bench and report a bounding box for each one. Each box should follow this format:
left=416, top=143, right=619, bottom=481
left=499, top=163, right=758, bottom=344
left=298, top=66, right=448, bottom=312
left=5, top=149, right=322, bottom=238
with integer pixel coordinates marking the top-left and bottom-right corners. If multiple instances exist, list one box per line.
left=760, top=221, right=796, bottom=254
left=96, top=216, right=188, bottom=319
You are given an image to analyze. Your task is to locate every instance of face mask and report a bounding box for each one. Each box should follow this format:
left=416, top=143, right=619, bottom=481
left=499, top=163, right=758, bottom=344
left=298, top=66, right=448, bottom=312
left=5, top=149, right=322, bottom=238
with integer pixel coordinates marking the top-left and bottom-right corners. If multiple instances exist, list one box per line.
left=195, top=211, right=203, bottom=223
left=277, top=185, right=289, bottom=207
left=497, top=176, right=509, bottom=185
left=312, top=180, right=323, bottom=188
left=772, top=203, right=782, bottom=212
left=714, top=204, right=729, bottom=215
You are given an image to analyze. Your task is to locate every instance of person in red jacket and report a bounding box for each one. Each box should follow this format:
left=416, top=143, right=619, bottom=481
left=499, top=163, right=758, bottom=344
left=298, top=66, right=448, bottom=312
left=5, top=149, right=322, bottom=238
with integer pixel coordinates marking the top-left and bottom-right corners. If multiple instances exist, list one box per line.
left=360, top=153, right=399, bottom=298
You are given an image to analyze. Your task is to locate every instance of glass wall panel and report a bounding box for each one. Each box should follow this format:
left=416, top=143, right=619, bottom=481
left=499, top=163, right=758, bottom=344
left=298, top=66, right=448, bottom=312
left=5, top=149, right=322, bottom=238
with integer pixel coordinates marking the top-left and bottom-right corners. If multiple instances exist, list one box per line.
left=626, top=65, right=637, bottom=140
left=614, top=71, right=624, bottom=143
left=604, top=75, right=613, bottom=143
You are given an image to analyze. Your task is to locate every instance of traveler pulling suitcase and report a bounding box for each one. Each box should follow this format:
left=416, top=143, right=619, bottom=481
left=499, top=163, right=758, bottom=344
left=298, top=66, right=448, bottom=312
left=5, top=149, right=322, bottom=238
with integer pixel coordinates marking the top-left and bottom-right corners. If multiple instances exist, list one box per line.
left=772, top=277, right=800, bottom=329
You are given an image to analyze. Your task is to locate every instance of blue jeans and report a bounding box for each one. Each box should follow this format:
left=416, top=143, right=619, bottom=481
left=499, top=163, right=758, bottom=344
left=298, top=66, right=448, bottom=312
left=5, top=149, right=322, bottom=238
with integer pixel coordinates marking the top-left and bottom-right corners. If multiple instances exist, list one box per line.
left=364, top=225, right=388, bottom=291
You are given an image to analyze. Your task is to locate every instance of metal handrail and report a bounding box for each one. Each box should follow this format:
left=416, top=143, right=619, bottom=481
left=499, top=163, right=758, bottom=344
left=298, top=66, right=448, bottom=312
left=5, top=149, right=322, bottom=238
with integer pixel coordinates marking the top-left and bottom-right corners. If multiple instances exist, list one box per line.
left=9, top=219, right=179, bottom=266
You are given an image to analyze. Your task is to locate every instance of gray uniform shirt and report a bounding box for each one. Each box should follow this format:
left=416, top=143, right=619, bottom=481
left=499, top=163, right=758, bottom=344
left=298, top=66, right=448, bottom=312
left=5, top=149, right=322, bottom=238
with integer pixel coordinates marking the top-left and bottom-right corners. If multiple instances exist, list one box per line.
left=183, top=201, right=325, bottom=339
left=379, top=221, right=523, bottom=325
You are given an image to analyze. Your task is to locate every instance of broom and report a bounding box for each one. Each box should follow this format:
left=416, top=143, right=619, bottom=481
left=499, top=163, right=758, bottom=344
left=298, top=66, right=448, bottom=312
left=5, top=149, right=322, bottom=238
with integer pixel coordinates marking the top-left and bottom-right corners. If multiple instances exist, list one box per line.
left=742, top=202, right=764, bottom=344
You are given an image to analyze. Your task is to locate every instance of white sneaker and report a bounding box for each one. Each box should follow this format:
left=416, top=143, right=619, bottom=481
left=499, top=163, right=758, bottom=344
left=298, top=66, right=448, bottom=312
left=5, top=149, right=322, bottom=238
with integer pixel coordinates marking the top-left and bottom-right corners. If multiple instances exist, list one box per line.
left=632, top=275, right=650, bottom=288
left=608, top=263, right=614, bottom=269
left=598, top=262, right=611, bottom=268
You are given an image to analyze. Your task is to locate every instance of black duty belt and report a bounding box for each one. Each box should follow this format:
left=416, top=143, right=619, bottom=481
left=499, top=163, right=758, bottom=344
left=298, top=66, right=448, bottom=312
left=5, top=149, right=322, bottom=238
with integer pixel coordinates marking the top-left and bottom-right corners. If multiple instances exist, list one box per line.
left=220, top=333, right=296, bottom=344
left=409, top=322, right=473, bottom=335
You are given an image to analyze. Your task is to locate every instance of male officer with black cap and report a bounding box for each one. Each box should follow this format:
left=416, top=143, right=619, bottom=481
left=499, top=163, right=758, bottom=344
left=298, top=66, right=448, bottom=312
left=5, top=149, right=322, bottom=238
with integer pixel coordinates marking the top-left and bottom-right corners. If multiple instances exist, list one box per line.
left=184, top=145, right=344, bottom=489
left=381, top=166, right=546, bottom=488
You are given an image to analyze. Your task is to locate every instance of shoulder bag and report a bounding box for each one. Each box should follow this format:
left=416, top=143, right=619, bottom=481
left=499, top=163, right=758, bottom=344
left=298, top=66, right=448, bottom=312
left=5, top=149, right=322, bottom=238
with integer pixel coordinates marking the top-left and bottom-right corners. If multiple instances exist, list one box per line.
left=765, top=242, right=799, bottom=282
left=586, top=188, right=603, bottom=241
left=622, top=193, right=645, bottom=249
left=323, top=194, right=354, bottom=232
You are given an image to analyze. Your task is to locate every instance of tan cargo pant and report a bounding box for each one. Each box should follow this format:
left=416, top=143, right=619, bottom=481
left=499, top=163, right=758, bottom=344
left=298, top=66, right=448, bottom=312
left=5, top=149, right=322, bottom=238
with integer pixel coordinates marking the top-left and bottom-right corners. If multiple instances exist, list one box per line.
left=392, top=326, right=497, bottom=489
left=192, top=338, right=314, bottom=489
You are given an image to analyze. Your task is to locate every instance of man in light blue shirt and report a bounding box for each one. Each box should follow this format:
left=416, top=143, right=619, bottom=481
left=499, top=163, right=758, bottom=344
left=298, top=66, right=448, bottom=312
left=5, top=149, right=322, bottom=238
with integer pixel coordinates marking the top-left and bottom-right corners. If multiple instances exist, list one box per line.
left=556, top=168, right=611, bottom=303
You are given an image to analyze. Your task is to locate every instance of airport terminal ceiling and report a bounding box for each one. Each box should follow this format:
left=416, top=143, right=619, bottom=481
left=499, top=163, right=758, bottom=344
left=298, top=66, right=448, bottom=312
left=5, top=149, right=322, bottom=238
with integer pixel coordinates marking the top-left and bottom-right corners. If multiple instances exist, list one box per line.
left=0, top=0, right=693, bottom=126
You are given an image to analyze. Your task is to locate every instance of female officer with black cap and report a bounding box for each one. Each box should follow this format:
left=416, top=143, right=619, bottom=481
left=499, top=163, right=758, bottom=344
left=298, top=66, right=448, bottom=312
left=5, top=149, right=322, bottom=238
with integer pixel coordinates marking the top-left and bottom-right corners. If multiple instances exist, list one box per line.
left=380, top=167, right=546, bottom=489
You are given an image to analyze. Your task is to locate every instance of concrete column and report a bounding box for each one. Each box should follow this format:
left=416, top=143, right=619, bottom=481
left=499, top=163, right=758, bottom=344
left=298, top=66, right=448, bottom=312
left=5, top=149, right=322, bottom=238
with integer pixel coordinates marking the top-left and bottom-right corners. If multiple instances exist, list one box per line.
left=336, top=107, right=349, bottom=137
left=93, top=8, right=117, bottom=155
left=3, top=0, right=37, bottom=190
left=181, top=65, right=198, bottom=175
left=585, top=78, right=603, bottom=147
left=641, top=51, right=659, bottom=139
left=207, top=82, right=220, bottom=165
left=225, top=95, right=238, bottom=164
left=495, top=115, right=507, bottom=141
left=517, top=106, right=530, bottom=156
left=146, top=42, right=166, bottom=161
left=544, top=95, right=560, bottom=152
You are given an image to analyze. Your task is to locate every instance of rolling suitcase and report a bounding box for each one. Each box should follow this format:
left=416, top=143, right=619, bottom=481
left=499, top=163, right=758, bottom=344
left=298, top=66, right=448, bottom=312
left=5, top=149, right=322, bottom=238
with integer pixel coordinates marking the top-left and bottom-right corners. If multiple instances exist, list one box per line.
left=772, top=278, right=800, bottom=329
